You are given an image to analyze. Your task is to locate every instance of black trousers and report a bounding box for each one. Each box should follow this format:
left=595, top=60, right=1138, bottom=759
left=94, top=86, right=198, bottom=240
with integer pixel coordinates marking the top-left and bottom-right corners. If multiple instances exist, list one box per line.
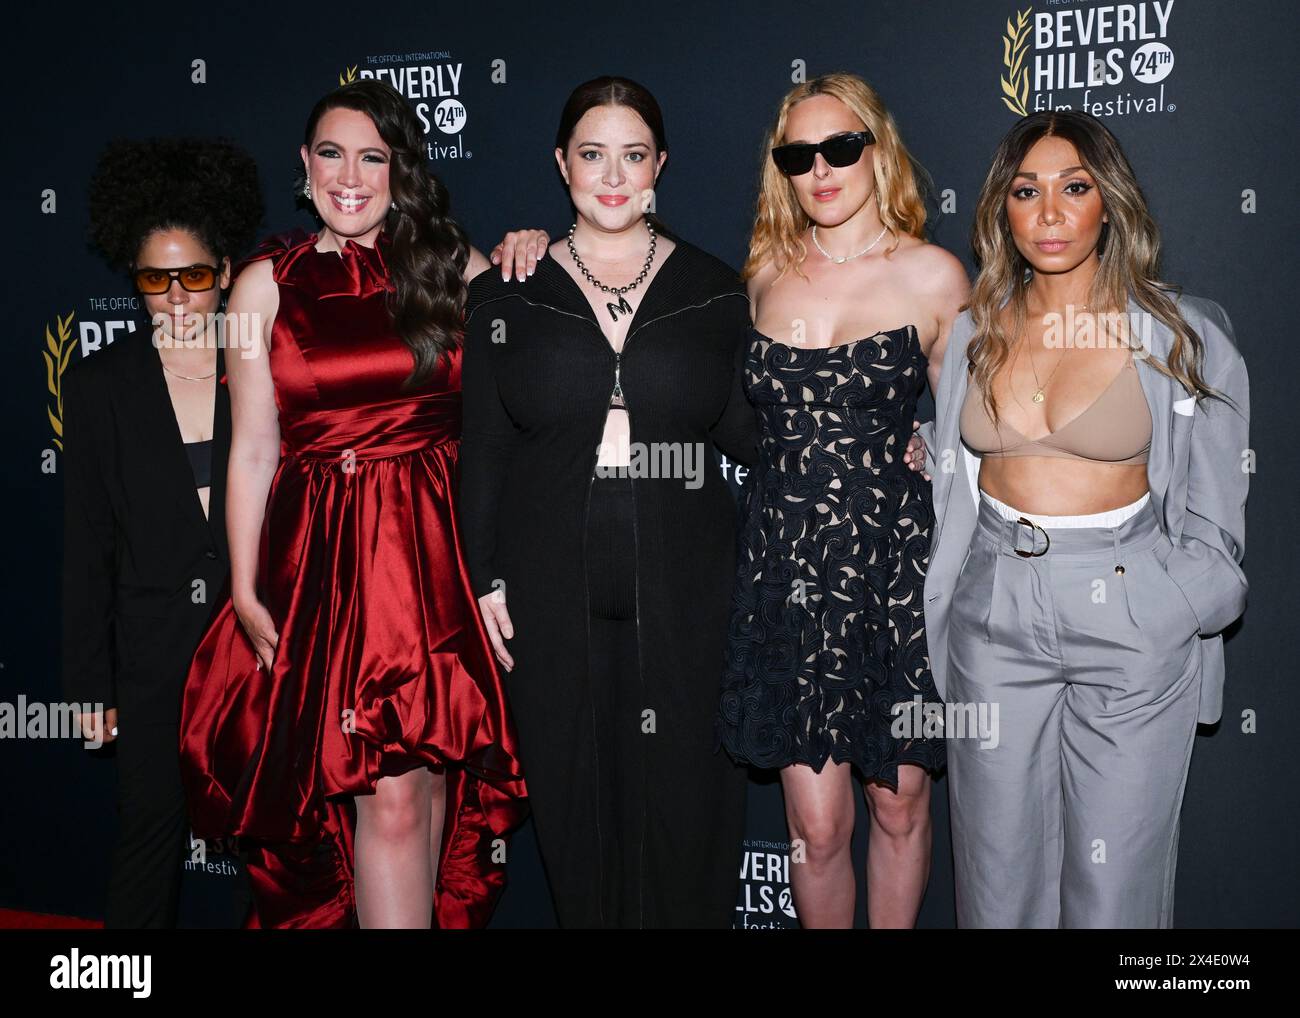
left=105, top=720, right=188, bottom=928
left=583, top=472, right=644, bottom=927
left=518, top=471, right=744, bottom=927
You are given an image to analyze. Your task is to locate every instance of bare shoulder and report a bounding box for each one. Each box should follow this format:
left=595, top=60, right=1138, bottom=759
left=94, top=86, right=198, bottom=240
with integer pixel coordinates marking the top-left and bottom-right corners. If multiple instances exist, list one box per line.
left=888, top=240, right=970, bottom=353
left=226, top=260, right=279, bottom=357
left=230, top=258, right=278, bottom=308
left=464, top=245, right=491, bottom=282
left=893, top=239, right=969, bottom=295
left=745, top=258, right=780, bottom=308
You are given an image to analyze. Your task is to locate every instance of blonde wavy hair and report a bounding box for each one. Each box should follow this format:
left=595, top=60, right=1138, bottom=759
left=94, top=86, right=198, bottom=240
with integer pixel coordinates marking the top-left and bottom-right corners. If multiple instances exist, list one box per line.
left=968, top=109, right=1220, bottom=425
left=744, top=72, right=930, bottom=282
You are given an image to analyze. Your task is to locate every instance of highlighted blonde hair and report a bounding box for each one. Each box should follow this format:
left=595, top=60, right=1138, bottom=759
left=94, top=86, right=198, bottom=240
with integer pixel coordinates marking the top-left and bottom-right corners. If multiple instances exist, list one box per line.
left=968, top=109, right=1219, bottom=424
left=744, top=72, right=930, bottom=282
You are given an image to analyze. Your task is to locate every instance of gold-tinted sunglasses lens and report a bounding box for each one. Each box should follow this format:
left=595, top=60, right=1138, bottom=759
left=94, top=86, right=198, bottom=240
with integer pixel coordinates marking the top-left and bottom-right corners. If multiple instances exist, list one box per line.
left=134, top=269, right=173, bottom=294
left=178, top=266, right=217, bottom=291
left=133, top=266, right=217, bottom=294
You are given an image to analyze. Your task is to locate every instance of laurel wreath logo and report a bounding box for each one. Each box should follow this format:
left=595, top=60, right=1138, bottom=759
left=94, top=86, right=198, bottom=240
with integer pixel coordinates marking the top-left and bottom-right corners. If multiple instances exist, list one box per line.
left=43, top=312, right=76, bottom=451
left=1001, top=9, right=1032, bottom=116
left=338, top=65, right=358, bottom=87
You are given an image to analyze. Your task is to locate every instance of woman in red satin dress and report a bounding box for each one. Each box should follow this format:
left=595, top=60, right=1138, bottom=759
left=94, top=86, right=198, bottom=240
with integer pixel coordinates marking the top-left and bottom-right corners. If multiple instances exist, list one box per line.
left=178, top=79, right=542, bottom=928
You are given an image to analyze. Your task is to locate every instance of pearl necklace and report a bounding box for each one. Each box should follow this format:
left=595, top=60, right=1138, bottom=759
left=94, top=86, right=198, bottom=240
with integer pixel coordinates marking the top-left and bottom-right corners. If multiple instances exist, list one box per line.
left=566, top=222, right=657, bottom=322
left=812, top=223, right=888, bottom=264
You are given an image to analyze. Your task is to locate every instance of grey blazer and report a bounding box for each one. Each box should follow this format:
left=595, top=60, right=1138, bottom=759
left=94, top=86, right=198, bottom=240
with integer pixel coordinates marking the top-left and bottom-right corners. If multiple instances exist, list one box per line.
left=920, top=292, right=1249, bottom=725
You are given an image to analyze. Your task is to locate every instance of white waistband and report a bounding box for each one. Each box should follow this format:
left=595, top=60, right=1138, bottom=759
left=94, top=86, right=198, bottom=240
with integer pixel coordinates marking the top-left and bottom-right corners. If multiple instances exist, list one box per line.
left=979, top=490, right=1151, bottom=528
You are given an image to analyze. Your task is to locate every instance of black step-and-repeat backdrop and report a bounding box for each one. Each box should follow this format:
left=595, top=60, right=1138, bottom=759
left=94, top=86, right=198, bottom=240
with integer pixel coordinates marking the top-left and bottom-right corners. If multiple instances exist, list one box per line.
left=6, top=0, right=1296, bottom=927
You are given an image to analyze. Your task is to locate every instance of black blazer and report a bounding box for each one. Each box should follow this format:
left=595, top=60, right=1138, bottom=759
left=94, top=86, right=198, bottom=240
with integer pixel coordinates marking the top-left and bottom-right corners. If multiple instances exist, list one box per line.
left=61, top=329, right=232, bottom=725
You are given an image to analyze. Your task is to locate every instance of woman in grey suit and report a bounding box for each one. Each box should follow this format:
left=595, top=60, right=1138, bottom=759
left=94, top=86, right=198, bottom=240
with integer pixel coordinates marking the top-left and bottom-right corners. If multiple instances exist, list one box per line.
left=909, top=110, right=1248, bottom=928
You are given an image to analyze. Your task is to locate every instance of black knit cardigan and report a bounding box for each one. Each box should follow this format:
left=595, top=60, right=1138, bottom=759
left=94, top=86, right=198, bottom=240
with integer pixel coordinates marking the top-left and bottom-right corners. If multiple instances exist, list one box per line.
left=457, top=235, right=759, bottom=926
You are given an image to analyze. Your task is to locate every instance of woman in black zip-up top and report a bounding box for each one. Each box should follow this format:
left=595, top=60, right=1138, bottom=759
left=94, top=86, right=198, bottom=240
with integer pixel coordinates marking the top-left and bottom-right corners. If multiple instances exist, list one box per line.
left=459, top=76, right=758, bottom=928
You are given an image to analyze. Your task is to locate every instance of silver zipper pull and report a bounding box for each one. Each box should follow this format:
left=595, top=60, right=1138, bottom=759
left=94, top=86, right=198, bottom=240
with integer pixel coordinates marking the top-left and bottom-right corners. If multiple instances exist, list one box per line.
left=611, top=350, right=626, bottom=409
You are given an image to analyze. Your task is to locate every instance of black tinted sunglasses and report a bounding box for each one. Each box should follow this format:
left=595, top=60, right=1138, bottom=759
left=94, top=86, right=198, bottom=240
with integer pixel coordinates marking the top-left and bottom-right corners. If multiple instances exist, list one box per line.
left=771, top=130, right=875, bottom=176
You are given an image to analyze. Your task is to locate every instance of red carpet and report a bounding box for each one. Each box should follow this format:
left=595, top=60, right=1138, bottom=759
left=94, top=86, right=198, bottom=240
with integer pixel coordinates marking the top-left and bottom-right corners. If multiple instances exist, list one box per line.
left=0, top=908, right=102, bottom=929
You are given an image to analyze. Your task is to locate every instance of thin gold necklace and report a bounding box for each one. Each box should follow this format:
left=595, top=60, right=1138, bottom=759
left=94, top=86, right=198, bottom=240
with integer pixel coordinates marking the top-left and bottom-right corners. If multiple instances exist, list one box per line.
left=1023, top=302, right=1091, bottom=404
left=160, top=358, right=216, bottom=381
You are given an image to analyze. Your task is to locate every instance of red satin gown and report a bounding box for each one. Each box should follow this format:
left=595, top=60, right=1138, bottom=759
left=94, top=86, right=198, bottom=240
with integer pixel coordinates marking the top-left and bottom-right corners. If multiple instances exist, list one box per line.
left=179, top=227, right=527, bottom=928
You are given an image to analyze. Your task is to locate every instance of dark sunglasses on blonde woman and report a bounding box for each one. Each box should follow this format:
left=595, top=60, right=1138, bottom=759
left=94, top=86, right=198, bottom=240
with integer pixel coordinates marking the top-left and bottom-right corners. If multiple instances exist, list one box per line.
left=770, top=129, right=875, bottom=176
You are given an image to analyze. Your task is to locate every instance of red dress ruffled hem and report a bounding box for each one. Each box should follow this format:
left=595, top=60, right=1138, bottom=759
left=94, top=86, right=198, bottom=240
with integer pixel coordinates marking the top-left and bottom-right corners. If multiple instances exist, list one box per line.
left=178, top=228, right=528, bottom=928
left=182, top=580, right=527, bottom=929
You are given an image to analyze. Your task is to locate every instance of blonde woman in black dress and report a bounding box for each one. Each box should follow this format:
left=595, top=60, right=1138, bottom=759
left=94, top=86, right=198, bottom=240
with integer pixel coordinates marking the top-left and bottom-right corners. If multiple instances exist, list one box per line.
left=718, top=73, right=967, bottom=928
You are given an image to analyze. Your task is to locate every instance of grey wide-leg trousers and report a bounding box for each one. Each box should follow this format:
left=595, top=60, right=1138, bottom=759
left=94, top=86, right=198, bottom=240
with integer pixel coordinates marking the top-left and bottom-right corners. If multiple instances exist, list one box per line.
left=946, top=495, right=1202, bottom=928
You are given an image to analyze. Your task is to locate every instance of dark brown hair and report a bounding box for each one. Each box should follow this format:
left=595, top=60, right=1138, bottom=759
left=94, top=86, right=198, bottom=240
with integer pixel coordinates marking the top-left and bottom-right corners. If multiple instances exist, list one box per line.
left=302, top=79, right=468, bottom=388
left=555, top=76, right=670, bottom=235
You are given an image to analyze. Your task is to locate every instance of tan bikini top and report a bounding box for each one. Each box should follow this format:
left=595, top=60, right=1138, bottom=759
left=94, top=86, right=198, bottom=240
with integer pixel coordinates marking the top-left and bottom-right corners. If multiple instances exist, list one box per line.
left=960, top=353, right=1152, bottom=464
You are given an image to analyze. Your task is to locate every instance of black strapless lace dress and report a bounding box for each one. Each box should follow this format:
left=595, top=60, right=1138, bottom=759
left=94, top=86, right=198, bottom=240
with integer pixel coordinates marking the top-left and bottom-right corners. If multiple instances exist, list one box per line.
left=716, top=326, right=946, bottom=789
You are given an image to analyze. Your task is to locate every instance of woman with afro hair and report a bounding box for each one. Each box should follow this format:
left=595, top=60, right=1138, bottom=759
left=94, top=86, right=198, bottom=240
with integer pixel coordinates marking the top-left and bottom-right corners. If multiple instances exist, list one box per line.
left=63, top=136, right=263, bottom=926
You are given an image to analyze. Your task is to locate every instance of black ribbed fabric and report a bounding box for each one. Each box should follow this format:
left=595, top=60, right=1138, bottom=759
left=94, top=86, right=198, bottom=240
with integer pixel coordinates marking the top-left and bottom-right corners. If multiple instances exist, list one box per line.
left=459, top=235, right=758, bottom=927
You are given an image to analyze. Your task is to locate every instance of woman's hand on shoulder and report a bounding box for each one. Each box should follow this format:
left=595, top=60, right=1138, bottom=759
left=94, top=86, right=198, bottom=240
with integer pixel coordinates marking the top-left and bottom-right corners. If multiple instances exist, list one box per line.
left=485, top=228, right=552, bottom=283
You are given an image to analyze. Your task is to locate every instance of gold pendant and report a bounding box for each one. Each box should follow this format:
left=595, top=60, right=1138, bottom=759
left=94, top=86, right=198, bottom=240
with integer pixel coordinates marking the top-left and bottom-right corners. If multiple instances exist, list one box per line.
left=1032, top=389, right=1045, bottom=404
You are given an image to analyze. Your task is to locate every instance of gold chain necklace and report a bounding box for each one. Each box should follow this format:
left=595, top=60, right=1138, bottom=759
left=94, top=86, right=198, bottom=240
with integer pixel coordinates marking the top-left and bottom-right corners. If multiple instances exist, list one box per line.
left=161, top=361, right=216, bottom=381
left=1023, top=302, right=1090, bottom=404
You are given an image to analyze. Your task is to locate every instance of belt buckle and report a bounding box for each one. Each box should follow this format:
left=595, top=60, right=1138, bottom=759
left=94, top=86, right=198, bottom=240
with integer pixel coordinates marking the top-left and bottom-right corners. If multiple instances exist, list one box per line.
left=1014, top=516, right=1050, bottom=557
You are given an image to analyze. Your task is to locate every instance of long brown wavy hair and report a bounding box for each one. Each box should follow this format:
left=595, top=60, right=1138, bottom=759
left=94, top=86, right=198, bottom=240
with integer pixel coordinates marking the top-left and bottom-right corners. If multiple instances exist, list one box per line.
left=967, top=109, right=1219, bottom=424
left=301, top=79, right=469, bottom=389
left=744, top=72, right=930, bottom=282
